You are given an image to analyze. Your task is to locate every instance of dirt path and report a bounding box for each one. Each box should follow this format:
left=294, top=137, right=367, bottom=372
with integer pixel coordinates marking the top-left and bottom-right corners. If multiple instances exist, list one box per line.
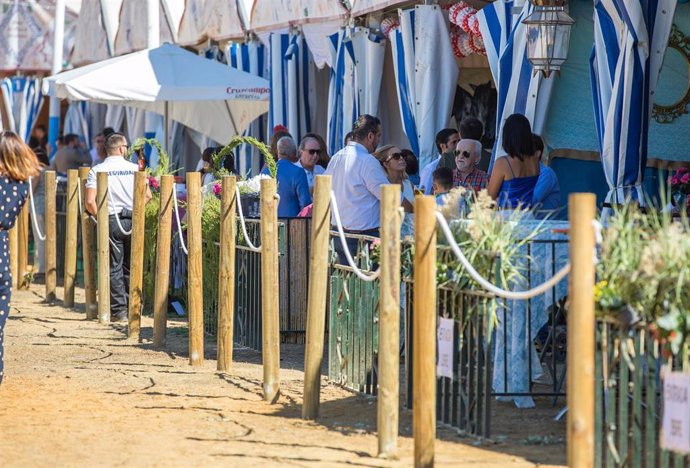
left=0, top=285, right=566, bottom=467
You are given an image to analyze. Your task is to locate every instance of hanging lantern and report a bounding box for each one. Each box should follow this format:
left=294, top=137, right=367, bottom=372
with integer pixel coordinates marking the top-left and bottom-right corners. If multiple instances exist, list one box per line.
left=522, top=0, right=575, bottom=77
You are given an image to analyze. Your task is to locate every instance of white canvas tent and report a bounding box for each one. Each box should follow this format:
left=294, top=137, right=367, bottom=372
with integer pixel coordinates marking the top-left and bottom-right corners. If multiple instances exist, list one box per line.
left=177, top=0, right=246, bottom=45
left=43, top=43, right=270, bottom=145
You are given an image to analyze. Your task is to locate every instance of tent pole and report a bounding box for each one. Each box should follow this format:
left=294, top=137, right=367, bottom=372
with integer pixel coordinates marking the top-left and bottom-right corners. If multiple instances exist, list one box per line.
left=48, top=0, right=65, bottom=152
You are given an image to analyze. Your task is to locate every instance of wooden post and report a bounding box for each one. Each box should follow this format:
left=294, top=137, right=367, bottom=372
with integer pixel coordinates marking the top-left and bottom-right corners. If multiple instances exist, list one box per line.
left=9, top=224, right=18, bottom=289
left=44, top=170, right=57, bottom=302
left=153, top=175, right=173, bottom=348
left=187, top=172, right=204, bottom=366
left=63, top=169, right=79, bottom=307
left=127, top=171, right=146, bottom=340
left=260, top=178, right=280, bottom=403
left=217, top=175, right=236, bottom=372
left=413, top=195, right=436, bottom=468
left=302, top=175, right=332, bottom=419
left=17, top=203, right=29, bottom=289
left=79, top=167, right=97, bottom=319
left=97, top=172, right=110, bottom=324
left=378, top=184, right=401, bottom=457
left=567, top=193, right=596, bottom=468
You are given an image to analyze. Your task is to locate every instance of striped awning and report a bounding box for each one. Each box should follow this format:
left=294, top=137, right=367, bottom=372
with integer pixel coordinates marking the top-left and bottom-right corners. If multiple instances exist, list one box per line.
left=476, top=0, right=554, bottom=163
left=590, top=0, right=676, bottom=205
left=326, top=27, right=386, bottom=156
left=1, top=76, right=44, bottom=142
left=390, top=5, right=458, bottom=169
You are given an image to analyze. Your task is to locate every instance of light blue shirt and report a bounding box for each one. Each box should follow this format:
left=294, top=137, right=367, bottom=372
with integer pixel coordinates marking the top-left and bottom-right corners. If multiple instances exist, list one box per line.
left=419, top=156, right=441, bottom=195
left=532, top=163, right=561, bottom=211
left=324, top=141, right=390, bottom=231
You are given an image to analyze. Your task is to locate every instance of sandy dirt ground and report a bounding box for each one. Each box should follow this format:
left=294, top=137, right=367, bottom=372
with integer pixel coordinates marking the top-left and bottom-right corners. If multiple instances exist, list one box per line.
left=0, top=284, right=566, bottom=467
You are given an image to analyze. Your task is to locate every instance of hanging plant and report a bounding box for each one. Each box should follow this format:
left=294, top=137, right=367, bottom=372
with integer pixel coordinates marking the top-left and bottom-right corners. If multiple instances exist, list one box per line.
left=210, top=135, right=276, bottom=180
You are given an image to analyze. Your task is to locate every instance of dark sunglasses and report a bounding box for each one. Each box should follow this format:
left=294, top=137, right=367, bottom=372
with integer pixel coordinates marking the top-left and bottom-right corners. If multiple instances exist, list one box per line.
left=306, top=149, right=322, bottom=156
left=455, top=150, right=471, bottom=159
left=387, top=152, right=404, bottom=161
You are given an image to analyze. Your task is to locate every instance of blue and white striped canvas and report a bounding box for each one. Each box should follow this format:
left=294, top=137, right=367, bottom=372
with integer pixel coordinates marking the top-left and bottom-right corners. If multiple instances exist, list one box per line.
left=476, top=0, right=554, bottom=164
left=326, top=27, right=385, bottom=156
left=268, top=32, right=313, bottom=145
left=229, top=40, right=268, bottom=176
left=390, top=5, right=458, bottom=169
left=0, top=76, right=44, bottom=142
left=590, top=0, right=676, bottom=205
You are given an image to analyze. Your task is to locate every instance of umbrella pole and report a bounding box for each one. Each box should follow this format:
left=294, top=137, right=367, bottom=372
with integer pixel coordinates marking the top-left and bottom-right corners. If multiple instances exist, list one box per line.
left=163, top=101, right=169, bottom=155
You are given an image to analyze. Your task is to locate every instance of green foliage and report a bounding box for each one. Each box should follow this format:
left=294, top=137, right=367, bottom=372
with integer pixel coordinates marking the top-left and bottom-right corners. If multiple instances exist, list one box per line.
left=201, top=194, right=221, bottom=333
left=210, top=135, right=276, bottom=179
left=142, top=194, right=161, bottom=313
left=597, top=205, right=690, bottom=356
left=127, top=137, right=172, bottom=176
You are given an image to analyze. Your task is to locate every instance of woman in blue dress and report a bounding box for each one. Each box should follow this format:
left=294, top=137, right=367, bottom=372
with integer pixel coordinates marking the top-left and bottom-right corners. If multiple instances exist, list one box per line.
left=0, top=131, right=41, bottom=385
left=488, top=114, right=540, bottom=209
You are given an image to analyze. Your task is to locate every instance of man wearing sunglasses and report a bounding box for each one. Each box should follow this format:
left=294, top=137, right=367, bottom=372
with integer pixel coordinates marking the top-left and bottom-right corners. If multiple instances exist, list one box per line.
left=296, top=135, right=325, bottom=193
left=453, top=139, right=488, bottom=192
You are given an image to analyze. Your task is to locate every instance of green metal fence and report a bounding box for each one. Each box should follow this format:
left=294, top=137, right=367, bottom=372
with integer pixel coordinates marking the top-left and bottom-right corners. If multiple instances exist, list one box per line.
left=595, top=320, right=689, bottom=467
left=327, top=234, right=380, bottom=395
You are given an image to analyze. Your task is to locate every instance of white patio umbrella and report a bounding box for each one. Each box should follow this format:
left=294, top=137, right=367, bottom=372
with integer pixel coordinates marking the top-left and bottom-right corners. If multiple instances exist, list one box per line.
left=42, top=43, right=270, bottom=146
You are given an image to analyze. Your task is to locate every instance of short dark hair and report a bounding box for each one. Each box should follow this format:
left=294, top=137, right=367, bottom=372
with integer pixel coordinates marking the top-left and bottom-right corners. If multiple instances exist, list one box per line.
left=105, top=132, right=127, bottom=152
left=532, top=133, right=544, bottom=154
left=202, top=146, right=221, bottom=163
left=222, top=151, right=235, bottom=174
left=344, top=131, right=353, bottom=145
left=502, top=114, right=534, bottom=161
left=102, top=127, right=115, bottom=139
left=350, top=115, right=381, bottom=142
left=435, top=128, right=458, bottom=153
left=401, top=149, right=418, bottom=176
left=459, top=117, right=483, bottom=141
left=433, top=167, right=453, bottom=190
left=64, top=134, right=80, bottom=146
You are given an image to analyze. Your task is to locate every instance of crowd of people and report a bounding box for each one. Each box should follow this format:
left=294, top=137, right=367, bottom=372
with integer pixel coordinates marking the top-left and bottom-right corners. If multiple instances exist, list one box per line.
left=253, top=113, right=561, bottom=262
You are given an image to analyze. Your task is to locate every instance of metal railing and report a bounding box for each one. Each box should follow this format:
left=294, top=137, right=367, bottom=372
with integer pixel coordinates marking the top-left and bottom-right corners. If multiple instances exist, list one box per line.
left=595, top=320, right=689, bottom=467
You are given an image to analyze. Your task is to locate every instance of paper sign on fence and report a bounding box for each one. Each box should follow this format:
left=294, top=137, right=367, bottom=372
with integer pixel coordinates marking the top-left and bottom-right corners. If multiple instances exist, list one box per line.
left=661, top=368, right=690, bottom=454
left=436, top=317, right=454, bottom=379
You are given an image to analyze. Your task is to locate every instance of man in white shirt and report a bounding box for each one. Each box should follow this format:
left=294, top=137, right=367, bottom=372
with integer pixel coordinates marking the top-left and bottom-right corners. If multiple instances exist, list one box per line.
left=325, top=114, right=388, bottom=264
left=296, top=135, right=325, bottom=193
left=85, top=133, right=152, bottom=322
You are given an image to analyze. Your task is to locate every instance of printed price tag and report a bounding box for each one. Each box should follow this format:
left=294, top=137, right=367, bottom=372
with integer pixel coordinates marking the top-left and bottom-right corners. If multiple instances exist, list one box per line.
left=436, top=317, right=454, bottom=379
left=661, top=368, right=690, bottom=454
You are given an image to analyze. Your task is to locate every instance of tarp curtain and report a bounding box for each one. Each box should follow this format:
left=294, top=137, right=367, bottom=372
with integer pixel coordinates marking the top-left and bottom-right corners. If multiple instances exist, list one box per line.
left=389, top=5, right=458, bottom=169
left=268, top=32, right=314, bottom=143
left=1, top=76, right=44, bottom=142
left=590, top=0, right=676, bottom=205
left=228, top=40, right=268, bottom=176
left=476, top=0, right=554, bottom=163
left=326, top=27, right=386, bottom=156
left=63, top=101, right=91, bottom=144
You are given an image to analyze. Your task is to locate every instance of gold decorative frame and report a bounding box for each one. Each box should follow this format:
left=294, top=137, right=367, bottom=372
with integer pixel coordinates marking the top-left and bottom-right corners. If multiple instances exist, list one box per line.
left=653, top=24, right=690, bottom=124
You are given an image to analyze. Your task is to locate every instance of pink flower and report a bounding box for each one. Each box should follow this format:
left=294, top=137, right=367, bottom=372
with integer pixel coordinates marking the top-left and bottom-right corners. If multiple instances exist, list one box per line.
left=681, top=173, right=690, bottom=184
left=677, top=167, right=689, bottom=174
left=213, top=183, right=222, bottom=196
left=147, top=176, right=159, bottom=191
left=671, top=176, right=680, bottom=186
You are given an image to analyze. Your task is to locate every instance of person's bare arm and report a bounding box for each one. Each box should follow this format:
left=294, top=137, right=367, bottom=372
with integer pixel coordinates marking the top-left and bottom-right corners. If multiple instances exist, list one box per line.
left=487, top=158, right=507, bottom=200
left=145, top=186, right=153, bottom=204
left=85, top=187, right=97, bottom=216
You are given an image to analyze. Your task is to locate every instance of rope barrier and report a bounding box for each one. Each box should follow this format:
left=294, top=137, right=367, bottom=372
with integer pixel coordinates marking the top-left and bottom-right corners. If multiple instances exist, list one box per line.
left=27, top=177, right=46, bottom=241
left=172, top=183, right=189, bottom=255
left=235, top=186, right=261, bottom=253
left=329, top=191, right=381, bottom=282
left=435, top=211, right=570, bottom=300
left=109, top=191, right=132, bottom=236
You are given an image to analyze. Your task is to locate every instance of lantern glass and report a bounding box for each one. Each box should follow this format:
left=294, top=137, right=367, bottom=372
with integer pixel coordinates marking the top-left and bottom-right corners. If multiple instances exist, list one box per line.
left=523, top=7, right=575, bottom=76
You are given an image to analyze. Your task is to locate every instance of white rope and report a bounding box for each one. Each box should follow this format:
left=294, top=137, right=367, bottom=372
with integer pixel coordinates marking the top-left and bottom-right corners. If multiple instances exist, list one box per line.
left=329, top=191, right=381, bottom=282
left=435, top=211, right=570, bottom=300
left=235, top=186, right=261, bottom=253
left=27, top=177, right=46, bottom=241
left=172, top=183, right=189, bottom=255
left=108, top=191, right=132, bottom=236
